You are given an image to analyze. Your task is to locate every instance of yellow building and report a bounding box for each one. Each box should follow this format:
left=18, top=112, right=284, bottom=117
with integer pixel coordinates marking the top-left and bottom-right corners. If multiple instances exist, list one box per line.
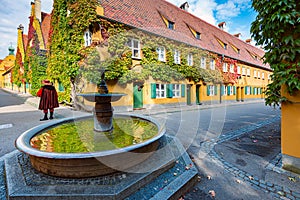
left=78, top=0, right=272, bottom=110
left=0, top=46, right=15, bottom=88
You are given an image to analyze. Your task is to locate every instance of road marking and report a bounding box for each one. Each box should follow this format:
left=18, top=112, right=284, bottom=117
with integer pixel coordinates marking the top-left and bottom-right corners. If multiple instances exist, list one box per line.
left=0, top=123, right=13, bottom=130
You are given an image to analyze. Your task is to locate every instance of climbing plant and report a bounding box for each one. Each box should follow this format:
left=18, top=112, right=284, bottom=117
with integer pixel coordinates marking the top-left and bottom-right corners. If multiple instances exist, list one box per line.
left=47, top=0, right=100, bottom=104
left=251, top=0, right=300, bottom=107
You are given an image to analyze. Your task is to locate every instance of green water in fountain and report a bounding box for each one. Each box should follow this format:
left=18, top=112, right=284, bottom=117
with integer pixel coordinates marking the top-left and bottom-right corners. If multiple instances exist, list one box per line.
left=30, top=117, right=158, bottom=153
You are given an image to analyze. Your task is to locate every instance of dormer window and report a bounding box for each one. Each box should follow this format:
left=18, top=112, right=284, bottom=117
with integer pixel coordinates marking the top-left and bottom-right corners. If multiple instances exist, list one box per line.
left=224, top=43, right=227, bottom=50
left=84, top=29, right=92, bottom=47
left=195, top=32, right=201, bottom=39
left=168, top=21, right=175, bottom=30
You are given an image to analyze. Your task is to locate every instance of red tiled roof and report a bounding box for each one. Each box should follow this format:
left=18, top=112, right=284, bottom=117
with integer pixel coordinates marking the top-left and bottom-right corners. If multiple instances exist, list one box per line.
left=100, top=0, right=269, bottom=70
left=41, top=12, right=51, bottom=47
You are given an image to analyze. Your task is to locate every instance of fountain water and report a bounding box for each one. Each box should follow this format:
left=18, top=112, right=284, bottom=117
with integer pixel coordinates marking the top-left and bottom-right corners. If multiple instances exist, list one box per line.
left=15, top=71, right=166, bottom=178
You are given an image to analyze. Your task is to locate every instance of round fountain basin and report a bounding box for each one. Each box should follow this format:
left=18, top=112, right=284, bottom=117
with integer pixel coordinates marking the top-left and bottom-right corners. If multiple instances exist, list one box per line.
left=15, top=114, right=166, bottom=178
left=78, top=93, right=127, bottom=102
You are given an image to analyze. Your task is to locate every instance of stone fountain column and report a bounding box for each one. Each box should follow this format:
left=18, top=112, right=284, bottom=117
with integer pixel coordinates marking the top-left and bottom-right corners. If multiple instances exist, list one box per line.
left=93, top=72, right=113, bottom=132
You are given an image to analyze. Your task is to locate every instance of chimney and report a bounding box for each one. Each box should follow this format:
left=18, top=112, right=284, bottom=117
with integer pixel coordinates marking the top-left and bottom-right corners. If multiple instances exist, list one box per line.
left=35, top=0, right=42, bottom=22
left=245, top=39, right=252, bottom=44
left=233, top=33, right=241, bottom=38
left=218, top=22, right=226, bottom=30
left=179, top=2, right=189, bottom=11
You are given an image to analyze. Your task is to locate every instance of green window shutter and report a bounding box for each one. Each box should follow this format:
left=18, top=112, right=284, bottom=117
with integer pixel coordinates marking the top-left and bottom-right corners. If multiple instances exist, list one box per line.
left=227, top=86, right=230, bottom=95
left=214, top=85, right=218, bottom=95
left=250, top=86, right=252, bottom=95
left=245, top=86, right=247, bottom=95
left=233, top=86, right=236, bottom=95
left=167, top=84, right=173, bottom=98
left=151, top=83, right=156, bottom=99
left=181, top=84, right=185, bottom=97
left=221, top=85, right=224, bottom=96
left=207, top=85, right=210, bottom=96
left=58, top=82, right=64, bottom=92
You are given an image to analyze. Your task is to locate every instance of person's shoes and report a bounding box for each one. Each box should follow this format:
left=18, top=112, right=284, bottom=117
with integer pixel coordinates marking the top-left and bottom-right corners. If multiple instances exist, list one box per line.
left=40, top=117, right=48, bottom=121
left=49, top=112, right=54, bottom=120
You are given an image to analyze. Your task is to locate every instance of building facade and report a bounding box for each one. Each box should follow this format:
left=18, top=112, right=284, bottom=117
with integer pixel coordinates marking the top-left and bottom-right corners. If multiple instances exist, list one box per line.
left=81, top=0, right=272, bottom=109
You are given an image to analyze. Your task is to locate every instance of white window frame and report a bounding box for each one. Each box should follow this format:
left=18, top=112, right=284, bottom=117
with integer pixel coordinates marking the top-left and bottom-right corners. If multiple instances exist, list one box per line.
left=223, top=85, right=227, bottom=96
left=229, top=64, right=234, bottom=73
left=257, top=71, right=261, bottom=79
left=223, top=63, right=228, bottom=72
left=187, top=53, right=193, bottom=66
left=210, top=59, right=215, bottom=70
left=246, top=68, right=251, bottom=76
left=201, top=57, right=206, bottom=69
left=262, top=72, right=265, bottom=80
left=242, top=67, right=246, bottom=76
left=246, top=86, right=251, bottom=95
left=174, top=49, right=181, bottom=64
left=157, top=46, right=166, bottom=62
left=209, top=85, right=215, bottom=96
left=156, top=84, right=166, bottom=98
left=172, top=84, right=181, bottom=97
left=254, top=70, right=257, bottom=78
left=229, top=86, right=234, bottom=95
left=237, top=66, right=241, bottom=74
left=128, top=38, right=141, bottom=59
left=84, top=29, right=92, bottom=47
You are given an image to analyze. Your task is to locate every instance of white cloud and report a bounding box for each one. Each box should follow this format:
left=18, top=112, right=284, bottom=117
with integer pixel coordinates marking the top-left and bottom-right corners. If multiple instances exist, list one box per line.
left=0, top=0, right=53, bottom=59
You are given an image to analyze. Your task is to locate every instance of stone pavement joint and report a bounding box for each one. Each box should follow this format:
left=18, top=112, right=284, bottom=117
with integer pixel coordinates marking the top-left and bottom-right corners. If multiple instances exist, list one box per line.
left=198, top=115, right=300, bottom=200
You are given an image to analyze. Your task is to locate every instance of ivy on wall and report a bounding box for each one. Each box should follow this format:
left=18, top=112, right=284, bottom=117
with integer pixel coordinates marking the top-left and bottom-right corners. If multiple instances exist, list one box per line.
left=81, top=21, right=226, bottom=87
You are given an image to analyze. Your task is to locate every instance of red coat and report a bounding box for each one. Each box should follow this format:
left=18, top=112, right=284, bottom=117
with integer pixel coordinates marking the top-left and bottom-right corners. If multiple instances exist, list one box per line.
left=37, top=85, right=59, bottom=110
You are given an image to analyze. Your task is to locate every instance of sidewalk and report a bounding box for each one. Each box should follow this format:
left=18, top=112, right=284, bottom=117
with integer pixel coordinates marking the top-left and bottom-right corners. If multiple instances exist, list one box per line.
left=2, top=88, right=299, bottom=199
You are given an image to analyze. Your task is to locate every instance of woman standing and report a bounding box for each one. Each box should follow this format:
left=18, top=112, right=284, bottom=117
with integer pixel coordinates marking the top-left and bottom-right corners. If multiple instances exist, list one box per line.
left=37, top=80, right=59, bottom=121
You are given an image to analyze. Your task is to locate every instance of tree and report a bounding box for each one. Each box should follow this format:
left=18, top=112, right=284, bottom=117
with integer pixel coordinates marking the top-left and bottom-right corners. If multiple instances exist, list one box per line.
left=251, top=0, right=300, bottom=107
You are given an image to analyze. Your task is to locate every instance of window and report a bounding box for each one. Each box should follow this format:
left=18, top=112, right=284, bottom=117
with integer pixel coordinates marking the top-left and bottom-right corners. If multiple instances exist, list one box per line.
left=223, top=63, right=228, bottom=72
left=210, top=59, right=215, bottom=70
left=201, top=57, right=206, bottom=69
left=174, top=49, right=180, bottom=64
left=168, top=21, right=174, bottom=30
left=187, top=53, right=193, bottom=66
left=253, top=87, right=257, bottom=95
left=237, top=66, right=241, bottom=74
left=223, top=85, right=227, bottom=96
left=228, top=86, right=234, bottom=95
left=262, top=72, right=265, bottom=80
left=254, top=70, right=257, bottom=78
left=246, top=68, right=251, bottom=76
left=245, top=86, right=251, bottom=95
left=172, top=84, right=181, bottom=97
left=207, top=85, right=216, bottom=96
left=157, top=46, right=166, bottom=62
left=224, top=43, right=227, bottom=50
left=156, top=84, right=166, bottom=98
left=84, top=29, right=92, bottom=47
left=229, top=64, right=234, bottom=73
left=195, top=32, right=201, bottom=39
left=257, top=71, right=261, bottom=79
left=127, top=38, right=141, bottom=59
left=242, top=67, right=246, bottom=76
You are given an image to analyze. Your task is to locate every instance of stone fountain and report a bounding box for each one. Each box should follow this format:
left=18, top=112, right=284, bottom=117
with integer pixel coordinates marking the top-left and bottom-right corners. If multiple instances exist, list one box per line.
left=2, top=71, right=198, bottom=199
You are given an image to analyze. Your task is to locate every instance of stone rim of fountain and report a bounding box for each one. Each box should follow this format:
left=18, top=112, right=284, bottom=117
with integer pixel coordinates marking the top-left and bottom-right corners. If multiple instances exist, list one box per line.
left=15, top=113, right=166, bottom=159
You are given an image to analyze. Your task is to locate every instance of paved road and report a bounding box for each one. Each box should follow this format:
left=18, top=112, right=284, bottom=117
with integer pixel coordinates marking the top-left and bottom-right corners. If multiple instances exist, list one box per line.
left=2, top=88, right=298, bottom=200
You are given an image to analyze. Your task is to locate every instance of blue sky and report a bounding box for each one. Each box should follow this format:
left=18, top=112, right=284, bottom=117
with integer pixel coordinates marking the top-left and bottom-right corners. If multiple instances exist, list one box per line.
left=0, top=0, right=257, bottom=59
